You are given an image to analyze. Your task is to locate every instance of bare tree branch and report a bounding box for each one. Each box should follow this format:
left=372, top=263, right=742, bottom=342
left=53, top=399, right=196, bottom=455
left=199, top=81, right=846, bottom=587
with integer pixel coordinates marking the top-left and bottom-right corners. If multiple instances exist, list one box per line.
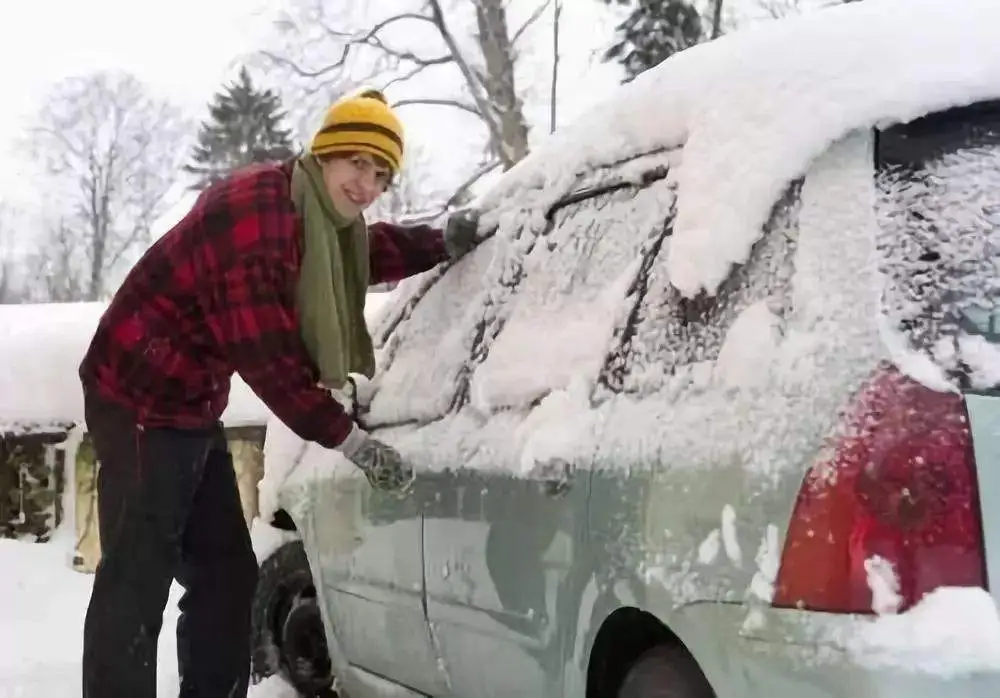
left=391, top=98, right=481, bottom=116
left=380, top=62, right=442, bottom=91
left=754, top=0, right=804, bottom=19
left=307, top=11, right=451, bottom=69
left=426, top=0, right=511, bottom=164
left=344, top=13, right=451, bottom=65
left=357, top=12, right=438, bottom=42
left=511, top=0, right=552, bottom=47
left=27, top=71, right=188, bottom=301
left=445, top=159, right=502, bottom=209
left=258, top=49, right=349, bottom=80
left=256, top=0, right=537, bottom=197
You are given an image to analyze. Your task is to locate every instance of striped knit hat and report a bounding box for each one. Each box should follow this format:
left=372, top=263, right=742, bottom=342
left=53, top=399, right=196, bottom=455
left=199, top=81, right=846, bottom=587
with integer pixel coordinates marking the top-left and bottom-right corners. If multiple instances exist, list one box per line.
left=309, top=88, right=404, bottom=173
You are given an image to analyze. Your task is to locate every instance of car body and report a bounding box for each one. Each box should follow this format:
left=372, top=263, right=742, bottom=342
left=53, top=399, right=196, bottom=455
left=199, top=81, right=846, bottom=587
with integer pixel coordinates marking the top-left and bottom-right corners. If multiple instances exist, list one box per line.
left=250, top=1, right=1000, bottom=696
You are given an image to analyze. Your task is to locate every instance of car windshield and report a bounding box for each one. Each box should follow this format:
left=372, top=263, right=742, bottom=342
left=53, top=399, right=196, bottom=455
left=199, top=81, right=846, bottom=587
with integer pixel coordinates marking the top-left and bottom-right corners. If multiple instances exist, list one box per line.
left=875, top=100, right=1000, bottom=389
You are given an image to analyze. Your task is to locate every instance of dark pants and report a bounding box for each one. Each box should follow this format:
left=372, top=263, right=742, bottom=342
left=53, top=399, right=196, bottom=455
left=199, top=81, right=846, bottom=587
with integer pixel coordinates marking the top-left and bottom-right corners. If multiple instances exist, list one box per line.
left=81, top=392, right=259, bottom=698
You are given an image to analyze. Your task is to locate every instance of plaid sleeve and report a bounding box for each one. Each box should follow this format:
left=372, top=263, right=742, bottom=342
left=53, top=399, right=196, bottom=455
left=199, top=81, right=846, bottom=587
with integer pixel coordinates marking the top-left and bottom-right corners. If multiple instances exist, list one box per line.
left=367, top=221, right=449, bottom=285
left=210, top=254, right=357, bottom=449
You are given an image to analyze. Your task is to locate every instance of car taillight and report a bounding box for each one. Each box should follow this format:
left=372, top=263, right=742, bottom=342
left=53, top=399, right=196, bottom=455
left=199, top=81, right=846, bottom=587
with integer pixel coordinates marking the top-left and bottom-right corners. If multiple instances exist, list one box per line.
left=772, top=363, right=987, bottom=614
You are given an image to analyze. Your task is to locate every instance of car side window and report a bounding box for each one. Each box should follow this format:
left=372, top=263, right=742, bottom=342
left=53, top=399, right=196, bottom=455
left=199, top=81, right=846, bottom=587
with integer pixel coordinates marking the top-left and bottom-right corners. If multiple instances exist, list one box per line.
left=460, top=152, right=678, bottom=412
left=366, top=153, right=677, bottom=425
left=605, top=182, right=801, bottom=395
left=364, top=231, right=507, bottom=426
left=874, top=99, right=1000, bottom=388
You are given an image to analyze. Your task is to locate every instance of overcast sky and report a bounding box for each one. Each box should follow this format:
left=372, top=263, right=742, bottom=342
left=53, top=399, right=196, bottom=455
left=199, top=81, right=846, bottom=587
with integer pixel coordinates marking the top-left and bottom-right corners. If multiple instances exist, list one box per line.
left=0, top=0, right=276, bottom=208
left=0, top=0, right=782, bottom=227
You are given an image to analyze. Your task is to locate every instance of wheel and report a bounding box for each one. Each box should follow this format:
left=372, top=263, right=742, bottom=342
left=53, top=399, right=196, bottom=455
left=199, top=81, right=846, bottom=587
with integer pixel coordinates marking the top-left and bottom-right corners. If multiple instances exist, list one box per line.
left=251, top=540, right=337, bottom=697
left=617, top=644, right=715, bottom=698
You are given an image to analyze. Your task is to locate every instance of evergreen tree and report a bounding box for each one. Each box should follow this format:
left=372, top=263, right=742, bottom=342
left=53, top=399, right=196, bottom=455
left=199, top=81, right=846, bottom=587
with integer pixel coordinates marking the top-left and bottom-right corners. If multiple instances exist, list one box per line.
left=184, top=67, right=295, bottom=191
left=602, top=0, right=705, bottom=81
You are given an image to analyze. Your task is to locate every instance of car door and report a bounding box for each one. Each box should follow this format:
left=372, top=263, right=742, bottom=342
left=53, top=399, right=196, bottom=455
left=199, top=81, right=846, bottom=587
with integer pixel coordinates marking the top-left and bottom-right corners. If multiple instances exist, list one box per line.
left=588, top=172, right=809, bottom=610
left=420, top=154, right=677, bottom=698
left=284, top=442, right=446, bottom=696
left=421, top=465, right=586, bottom=698
left=293, top=240, right=504, bottom=696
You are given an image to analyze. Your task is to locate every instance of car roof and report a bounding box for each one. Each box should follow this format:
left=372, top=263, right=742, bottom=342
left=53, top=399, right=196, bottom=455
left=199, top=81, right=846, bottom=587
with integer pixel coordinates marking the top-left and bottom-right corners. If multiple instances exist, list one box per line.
left=473, top=0, right=1000, bottom=300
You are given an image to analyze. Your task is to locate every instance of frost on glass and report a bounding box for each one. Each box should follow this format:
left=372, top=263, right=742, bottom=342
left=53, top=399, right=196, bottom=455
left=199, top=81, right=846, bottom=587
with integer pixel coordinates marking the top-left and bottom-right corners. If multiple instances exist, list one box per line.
left=359, top=153, right=681, bottom=482
left=364, top=236, right=500, bottom=426
left=365, top=151, right=675, bottom=427
left=617, top=182, right=800, bottom=397
left=468, top=171, right=677, bottom=412
left=875, top=144, right=1000, bottom=392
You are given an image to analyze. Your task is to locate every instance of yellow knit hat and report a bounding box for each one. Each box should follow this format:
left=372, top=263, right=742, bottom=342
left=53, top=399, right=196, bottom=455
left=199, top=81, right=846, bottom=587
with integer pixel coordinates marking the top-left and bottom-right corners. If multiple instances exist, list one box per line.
left=310, top=88, right=404, bottom=173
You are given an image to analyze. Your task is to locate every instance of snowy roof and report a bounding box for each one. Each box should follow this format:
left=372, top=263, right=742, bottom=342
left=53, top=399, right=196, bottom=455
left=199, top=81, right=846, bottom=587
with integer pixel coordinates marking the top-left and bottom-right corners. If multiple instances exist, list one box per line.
left=476, top=0, right=1000, bottom=298
left=1, top=293, right=396, bottom=432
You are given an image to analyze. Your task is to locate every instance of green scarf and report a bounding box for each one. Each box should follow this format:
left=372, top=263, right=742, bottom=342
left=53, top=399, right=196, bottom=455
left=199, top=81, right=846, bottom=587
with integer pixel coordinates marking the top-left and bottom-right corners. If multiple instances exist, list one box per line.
left=291, top=155, right=375, bottom=389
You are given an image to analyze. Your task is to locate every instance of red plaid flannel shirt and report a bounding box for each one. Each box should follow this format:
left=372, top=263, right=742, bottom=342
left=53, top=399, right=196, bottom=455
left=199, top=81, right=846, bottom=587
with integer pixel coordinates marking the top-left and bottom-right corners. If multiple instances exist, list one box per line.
left=78, top=160, right=448, bottom=449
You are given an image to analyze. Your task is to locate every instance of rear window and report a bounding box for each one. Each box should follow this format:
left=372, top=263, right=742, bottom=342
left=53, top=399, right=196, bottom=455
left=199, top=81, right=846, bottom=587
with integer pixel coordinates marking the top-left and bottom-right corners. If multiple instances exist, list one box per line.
left=874, top=99, right=1000, bottom=390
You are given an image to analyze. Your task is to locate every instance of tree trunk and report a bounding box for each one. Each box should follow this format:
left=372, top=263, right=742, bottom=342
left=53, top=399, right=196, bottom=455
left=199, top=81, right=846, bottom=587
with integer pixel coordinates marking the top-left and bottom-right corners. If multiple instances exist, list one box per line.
left=711, top=0, right=724, bottom=39
left=551, top=0, right=562, bottom=134
left=474, top=0, right=531, bottom=167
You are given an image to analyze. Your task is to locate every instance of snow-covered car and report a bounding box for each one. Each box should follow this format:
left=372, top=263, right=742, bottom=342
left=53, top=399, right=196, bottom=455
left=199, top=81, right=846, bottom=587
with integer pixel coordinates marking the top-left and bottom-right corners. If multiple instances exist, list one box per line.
left=250, top=1, right=1000, bottom=696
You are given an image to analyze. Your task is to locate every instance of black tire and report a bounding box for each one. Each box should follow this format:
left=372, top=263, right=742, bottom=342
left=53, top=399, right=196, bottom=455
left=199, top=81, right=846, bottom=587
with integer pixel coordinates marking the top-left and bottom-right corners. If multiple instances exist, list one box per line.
left=617, top=644, right=716, bottom=698
left=251, top=540, right=337, bottom=697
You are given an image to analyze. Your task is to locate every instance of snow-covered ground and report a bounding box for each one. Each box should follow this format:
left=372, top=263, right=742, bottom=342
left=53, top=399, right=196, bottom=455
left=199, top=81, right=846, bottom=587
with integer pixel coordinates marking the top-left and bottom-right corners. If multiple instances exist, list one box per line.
left=0, top=526, right=295, bottom=698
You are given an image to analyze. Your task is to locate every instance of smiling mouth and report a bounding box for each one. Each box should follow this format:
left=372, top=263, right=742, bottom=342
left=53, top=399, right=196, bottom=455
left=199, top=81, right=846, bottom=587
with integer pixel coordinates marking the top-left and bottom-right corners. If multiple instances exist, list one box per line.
left=342, top=190, right=366, bottom=206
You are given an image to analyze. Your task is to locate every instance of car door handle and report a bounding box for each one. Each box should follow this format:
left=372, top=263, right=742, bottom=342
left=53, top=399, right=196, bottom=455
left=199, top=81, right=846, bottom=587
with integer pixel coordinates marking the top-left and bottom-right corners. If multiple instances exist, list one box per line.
left=538, top=459, right=575, bottom=498
left=543, top=477, right=573, bottom=497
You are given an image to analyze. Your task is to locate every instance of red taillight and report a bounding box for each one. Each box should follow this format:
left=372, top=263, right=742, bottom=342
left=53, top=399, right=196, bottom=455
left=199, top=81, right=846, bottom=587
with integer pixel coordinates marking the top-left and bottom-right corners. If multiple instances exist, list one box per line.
left=772, top=364, right=987, bottom=614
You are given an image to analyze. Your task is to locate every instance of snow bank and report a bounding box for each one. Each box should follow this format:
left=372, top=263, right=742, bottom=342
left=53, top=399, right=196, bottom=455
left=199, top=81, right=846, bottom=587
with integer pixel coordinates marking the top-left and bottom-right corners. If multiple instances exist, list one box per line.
left=0, top=533, right=297, bottom=696
left=1, top=293, right=395, bottom=431
left=0, top=303, right=101, bottom=431
left=476, top=0, right=1000, bottom=299
left=848, top=587, right=1000, bottom=677
left=0, top=302, right=268, bottom=430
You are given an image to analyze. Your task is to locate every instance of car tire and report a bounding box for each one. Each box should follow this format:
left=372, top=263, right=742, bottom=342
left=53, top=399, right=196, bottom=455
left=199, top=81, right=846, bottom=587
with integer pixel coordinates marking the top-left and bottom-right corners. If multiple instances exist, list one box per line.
left=617, top=644, right=715, bottom=698
left=251, top=540, right=337, bottom=697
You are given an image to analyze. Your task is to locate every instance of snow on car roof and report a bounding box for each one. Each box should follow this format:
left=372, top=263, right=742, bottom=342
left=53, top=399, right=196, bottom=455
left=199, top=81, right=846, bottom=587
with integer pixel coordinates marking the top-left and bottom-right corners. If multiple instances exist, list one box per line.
left=476, top=0, right=1000, bottom=299
left=0, top=293, right=396, bottom=432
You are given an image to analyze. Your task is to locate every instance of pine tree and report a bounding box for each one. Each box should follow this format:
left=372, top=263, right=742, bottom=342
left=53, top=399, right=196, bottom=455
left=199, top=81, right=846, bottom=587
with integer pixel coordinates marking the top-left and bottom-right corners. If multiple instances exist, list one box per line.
left=184, top=67, right=295, bottom=191
left=602, top=0, right=705, bottom=81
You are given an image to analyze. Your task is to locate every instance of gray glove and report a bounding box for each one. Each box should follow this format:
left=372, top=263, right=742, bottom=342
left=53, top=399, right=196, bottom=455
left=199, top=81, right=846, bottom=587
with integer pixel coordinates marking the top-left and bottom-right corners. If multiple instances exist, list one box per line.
left=443, top=207, right=483, bottom=261
left=337, top=425, right=414, bottom=494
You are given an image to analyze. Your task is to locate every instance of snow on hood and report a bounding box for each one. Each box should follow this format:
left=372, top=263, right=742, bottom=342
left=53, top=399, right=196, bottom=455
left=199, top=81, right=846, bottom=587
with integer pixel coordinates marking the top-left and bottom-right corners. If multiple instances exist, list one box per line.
left=475, top=0, right=1000, bottom=299
left=1, top=294, right=397, bottom=431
